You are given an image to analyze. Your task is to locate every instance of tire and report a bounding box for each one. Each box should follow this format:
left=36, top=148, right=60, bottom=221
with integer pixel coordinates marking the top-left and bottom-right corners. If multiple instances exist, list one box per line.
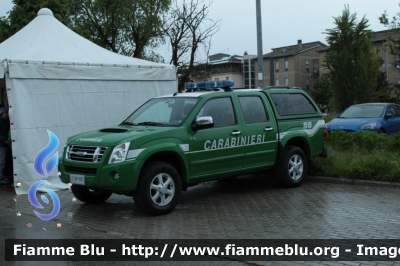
left=378, top=128, right=386, bottom=134
left=275, top=145, right=307, bottom=188
left=133, top=161, right=182, bottom=215
left=71, top=185, right=112, bottom=204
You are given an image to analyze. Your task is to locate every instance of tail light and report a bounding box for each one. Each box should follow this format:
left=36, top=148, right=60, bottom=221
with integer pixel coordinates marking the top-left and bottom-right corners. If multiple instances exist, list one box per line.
left=322, top=127, right=328, bottom=142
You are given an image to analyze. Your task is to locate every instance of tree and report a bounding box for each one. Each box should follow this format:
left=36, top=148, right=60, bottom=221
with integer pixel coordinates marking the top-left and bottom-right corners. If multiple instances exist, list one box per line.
left=371, top=72, right=397, bottom=103
left=162, top=0, right=221, bottom=90
left=324, top=5, right=382, bottom=112
left=0, top=0, right=71, bottom=43
left=311, top=74, right=332, bottom=107
left=379, top=3, right=400, bottom=57
left=69, top=0, right=127, bottom=53
left=123, top=0, right=170, bottom=59
left=69, top=0, right=170, bottom=60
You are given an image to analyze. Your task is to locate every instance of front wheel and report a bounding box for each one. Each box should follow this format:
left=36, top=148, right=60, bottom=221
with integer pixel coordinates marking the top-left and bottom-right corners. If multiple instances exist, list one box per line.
left=71, top=185, right=112, bottom=204
left=133, top=161, right=182, bottom=215
left=275, top=145, right=307, bottom=188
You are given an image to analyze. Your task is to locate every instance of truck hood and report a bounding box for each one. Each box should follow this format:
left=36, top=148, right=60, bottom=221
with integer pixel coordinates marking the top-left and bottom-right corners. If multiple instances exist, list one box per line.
left=68, top=126, right=176, bottom=147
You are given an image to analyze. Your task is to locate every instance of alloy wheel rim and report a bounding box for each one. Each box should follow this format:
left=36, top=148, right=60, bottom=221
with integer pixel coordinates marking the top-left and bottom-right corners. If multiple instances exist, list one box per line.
left=149, top=173, right=175, bottom=206
left=288, top=154, right=303, bottom=181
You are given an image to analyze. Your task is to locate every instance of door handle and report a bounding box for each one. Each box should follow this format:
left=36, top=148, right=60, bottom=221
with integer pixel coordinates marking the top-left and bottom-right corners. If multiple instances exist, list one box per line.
left=264, top=127, right=274, bottom=132
left=231, top=131, right=241, bottom=136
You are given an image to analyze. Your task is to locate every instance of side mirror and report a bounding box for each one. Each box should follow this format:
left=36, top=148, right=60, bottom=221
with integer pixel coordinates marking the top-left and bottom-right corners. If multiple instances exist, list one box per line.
left=192, top=116, right=214, bottom=130
left=385, top=113, right=393, bottom=119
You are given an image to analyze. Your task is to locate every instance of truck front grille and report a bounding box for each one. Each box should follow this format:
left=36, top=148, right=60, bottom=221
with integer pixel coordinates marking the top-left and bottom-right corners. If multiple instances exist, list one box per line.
left=64, top=165, right=97, bottom=174
left=66, top=145, right=107, bottom=162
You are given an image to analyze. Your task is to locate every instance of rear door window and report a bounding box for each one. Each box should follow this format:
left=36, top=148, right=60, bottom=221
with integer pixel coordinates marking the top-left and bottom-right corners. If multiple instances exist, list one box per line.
left=238, top=96, right=268, bottom=124
left=270, top=93, right=317, bottom=116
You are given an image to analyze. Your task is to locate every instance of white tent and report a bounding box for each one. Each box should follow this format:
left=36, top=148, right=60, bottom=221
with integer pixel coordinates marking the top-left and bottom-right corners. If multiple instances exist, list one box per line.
left=0, top=8, right=177, bottom=194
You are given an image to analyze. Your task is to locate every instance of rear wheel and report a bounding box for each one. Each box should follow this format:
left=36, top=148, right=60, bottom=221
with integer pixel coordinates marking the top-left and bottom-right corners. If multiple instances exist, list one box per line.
left=133, top=161, right=182, bottom=215
left=71, top=185, right=112, bottom=204
left=378, top=128, right=386, bottom=134
left=275, top=145, right=307, bottom=188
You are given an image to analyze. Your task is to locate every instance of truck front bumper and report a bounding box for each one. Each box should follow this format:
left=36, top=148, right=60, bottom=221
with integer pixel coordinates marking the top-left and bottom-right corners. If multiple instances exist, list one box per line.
left=58, top=158, right=142, bottom=192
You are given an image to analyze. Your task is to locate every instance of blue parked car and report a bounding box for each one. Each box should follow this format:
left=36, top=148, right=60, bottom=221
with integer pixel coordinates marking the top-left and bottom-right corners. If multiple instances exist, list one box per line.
left=326, top=103, right=400, bottom=135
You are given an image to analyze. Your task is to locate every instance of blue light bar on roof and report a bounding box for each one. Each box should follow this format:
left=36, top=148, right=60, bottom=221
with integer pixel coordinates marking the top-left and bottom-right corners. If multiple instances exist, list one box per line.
left=184, top=80, right=234, bottom=90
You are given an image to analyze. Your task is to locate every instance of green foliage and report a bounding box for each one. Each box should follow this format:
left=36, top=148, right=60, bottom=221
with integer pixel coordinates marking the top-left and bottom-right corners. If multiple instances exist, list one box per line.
left=69, top=0, right=127, bottom=53
left=69, top=0, right=171, bottom=59
left=324, top=5, right=383, bottom=112
left=379, top=4, right=400, bottom=57
left=322, top=113, right=337, bottom=123
left=311, top=74, right=332, bottom=106
left=0, top=16, right=11, bottom=43
left=0, top=0, right=71, bottom=43
left=370, top=72, right=395, bottom=103
left=328, top=130, right=387, bottom=151
left=310, top=130, right=400, bottom=182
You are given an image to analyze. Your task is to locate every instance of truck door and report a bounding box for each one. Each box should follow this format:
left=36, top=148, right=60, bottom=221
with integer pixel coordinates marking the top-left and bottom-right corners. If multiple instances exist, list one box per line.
left=237, top=95, right=279, bottom=168
left=188, top=96, right=244, bottom=180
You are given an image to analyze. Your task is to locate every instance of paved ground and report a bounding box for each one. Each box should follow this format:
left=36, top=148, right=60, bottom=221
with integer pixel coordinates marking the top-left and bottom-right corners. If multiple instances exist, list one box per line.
left=1, top=175, right=400, bottom=265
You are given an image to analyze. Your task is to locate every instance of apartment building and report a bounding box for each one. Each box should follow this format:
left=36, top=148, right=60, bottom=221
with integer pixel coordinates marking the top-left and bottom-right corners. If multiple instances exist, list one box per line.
left=371, top=30, right=399, bottom=89
left=190, top=30, right=399, bottom=92
left=190, top=53, right=244, bottom=89
left=252, top=40, right=327, bottom=93
left=242, top=51, right=257, bottom=89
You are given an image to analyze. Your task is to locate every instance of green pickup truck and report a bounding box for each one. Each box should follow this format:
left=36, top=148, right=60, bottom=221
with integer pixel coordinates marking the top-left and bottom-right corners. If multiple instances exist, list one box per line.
left=58, top=81, right=327, bottom=215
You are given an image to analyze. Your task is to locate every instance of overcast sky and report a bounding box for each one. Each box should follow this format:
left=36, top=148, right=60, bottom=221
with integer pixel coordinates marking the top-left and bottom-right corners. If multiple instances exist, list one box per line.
left=0, top=0, right=397, bottom=63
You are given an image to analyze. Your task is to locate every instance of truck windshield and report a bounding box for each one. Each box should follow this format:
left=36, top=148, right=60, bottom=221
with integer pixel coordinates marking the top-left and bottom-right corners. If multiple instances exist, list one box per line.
left=121, top=97, right=199, bottom=127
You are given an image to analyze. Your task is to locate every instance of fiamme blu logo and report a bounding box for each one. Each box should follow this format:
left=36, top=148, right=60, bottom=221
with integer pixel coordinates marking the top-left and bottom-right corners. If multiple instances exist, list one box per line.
left=28, top=130, right=61, bottom=221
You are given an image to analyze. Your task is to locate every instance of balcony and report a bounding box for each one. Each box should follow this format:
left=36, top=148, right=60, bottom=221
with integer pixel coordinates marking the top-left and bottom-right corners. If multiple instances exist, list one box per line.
left=211, top=67, right=242, bottom=74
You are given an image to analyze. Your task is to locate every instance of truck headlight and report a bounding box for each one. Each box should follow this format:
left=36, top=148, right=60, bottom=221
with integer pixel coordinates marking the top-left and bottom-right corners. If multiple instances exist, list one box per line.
left=108, top=142, right=131, bottom=164
left=359, top=123, right=376, bottom=130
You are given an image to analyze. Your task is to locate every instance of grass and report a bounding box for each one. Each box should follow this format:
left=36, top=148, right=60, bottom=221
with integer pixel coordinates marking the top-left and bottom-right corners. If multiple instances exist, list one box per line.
left=310, top=131, right=400, bottom=182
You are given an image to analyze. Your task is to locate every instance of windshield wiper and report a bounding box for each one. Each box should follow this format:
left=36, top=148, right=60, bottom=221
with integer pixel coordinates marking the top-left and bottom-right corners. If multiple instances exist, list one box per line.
left=136, top=122, right=164, bottom=127
left=119, top=121, right=135, bottom=126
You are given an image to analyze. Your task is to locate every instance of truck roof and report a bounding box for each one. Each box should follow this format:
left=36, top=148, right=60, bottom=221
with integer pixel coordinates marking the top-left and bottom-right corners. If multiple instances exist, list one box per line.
left=156, top=87, right=304, bottom=98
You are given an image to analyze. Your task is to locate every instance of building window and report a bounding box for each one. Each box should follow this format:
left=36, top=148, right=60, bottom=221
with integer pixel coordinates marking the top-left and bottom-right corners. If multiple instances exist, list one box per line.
left=313, top=59, right=318, bottom=69
left=285, top=78, right=289, bottom=86
left=313, top=59, right=319, bottom=78
left=306, top=77, right=310, bottom=90
left=285, top=58, right=288, bottom=71
left=275, top=78, right=279, bottom=86
left=275, top=60, right=279, bottom=72
left=306, top=59, right=309, bottom=73
left=226, top=77, right=229, bottom=80
left=215, top=78, right=219, bottom=81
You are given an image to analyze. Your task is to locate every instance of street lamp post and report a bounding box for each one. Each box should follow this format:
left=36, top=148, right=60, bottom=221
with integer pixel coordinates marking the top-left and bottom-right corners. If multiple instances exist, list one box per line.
left=256, top=0, right=264, bottom=88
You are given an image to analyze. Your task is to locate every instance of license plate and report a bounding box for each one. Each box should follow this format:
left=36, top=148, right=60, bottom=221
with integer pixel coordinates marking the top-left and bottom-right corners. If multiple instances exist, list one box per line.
left=70, top=174, right=85, bottom=185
